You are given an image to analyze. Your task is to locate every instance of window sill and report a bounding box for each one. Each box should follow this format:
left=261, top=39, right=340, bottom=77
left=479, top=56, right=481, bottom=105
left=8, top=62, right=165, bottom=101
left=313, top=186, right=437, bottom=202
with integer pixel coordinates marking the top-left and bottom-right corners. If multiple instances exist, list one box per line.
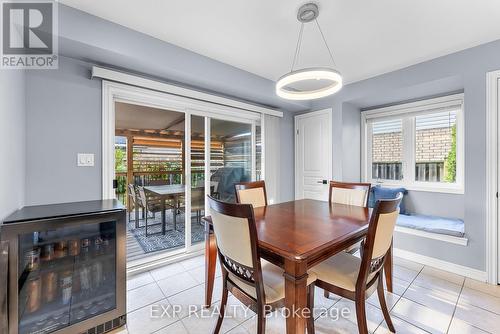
left=395, top=226, right=468, bottom=246
left=370, top=181, right=464, bottom=195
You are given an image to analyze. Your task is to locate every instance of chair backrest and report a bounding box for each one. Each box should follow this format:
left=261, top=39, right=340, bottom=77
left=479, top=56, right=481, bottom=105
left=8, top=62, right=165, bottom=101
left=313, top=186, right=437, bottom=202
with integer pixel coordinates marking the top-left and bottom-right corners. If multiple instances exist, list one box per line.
left=128, top=184, right=137, bottom=205
left=234, top=181, right=267, bottom=208
left=207, top=196, right=266, bottom=302
left=357, top=193, right=402, bottom=288
left=329, top=181, right=371, bottom=207
left=137, top=186, right=148, bottom=208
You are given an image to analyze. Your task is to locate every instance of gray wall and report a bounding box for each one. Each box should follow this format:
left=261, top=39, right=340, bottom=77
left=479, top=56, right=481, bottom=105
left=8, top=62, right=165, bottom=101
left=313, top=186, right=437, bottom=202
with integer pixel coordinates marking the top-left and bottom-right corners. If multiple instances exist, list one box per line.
left=25, top=58, right=102, bottom=205
left=279, top=112, right=295, bottom=202
left=0, top=70, right=26, bottom=219
left=310, top=39, right=500, bottom=271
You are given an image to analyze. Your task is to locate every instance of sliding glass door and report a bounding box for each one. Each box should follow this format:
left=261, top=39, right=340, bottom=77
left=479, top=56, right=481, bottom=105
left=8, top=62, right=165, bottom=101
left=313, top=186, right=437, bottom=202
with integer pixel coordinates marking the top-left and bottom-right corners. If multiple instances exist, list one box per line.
left=209, top=118, right=253, bottom=203
left=111, top=100, right=261, bottom=267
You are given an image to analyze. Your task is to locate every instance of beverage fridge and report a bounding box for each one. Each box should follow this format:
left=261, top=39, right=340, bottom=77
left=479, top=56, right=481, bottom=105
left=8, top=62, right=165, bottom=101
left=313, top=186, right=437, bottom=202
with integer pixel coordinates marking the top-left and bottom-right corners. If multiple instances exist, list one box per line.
left=0, top=200, right=126, bottom=334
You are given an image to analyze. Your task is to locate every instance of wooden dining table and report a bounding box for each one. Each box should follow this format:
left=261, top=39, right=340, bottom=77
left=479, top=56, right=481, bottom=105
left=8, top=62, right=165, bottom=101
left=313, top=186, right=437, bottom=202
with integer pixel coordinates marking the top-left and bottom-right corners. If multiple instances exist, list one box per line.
left=203, top=199, right=393, bottom=334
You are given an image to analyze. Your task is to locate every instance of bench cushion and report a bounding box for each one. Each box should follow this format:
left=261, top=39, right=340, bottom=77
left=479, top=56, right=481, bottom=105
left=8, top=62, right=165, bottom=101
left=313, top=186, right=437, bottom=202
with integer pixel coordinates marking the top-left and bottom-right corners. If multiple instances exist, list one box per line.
left=397, top=214, right=465, bottom=238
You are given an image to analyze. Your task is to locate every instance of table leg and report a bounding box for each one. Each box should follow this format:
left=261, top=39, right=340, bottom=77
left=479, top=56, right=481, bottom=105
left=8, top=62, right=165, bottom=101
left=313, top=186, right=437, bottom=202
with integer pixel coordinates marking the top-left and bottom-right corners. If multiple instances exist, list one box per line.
left=204, top=223, right=217, bottom=308
left=384, top=241, right=393, bottom=293
left=173, top=198, right=177, bottom=231
left=135, top=202, right=139, bottom=229
left=161, top=199, right=166, bottom=235
left=284, top=259, right=308, bottom=334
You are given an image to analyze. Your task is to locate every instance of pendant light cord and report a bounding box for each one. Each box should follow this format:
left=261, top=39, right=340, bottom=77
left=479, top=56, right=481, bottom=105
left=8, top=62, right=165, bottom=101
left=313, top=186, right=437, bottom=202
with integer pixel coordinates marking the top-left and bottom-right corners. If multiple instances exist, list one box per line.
left=291, top=22, right=304, bottom=72
left=315, top=18, right=337, bottom=67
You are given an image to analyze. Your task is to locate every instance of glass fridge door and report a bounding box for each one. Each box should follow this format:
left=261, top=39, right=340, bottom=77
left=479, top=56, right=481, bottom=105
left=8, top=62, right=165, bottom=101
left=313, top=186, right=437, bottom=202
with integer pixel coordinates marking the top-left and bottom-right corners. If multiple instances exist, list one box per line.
left=18, top=221, right=117, bottom=334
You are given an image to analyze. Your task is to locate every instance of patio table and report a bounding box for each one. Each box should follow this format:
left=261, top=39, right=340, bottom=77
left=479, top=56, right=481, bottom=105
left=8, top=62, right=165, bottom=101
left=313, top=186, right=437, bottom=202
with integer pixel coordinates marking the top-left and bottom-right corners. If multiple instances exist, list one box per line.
left=144, top=184, right=186, bottom=234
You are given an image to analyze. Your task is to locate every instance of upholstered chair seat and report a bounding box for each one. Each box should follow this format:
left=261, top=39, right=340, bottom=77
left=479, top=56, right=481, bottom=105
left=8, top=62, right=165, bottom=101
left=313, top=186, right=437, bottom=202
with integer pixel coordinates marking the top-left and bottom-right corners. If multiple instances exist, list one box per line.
left=310, top=252, right=375, bottom=292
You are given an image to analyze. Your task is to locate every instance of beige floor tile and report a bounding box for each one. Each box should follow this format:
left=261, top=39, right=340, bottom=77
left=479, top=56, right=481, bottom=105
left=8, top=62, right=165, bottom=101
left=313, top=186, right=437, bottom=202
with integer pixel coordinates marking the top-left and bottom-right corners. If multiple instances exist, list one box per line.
left=313, top=286, right=341, bottom=318
left=167, top=279, right=223, bottom=319
left=464, top=278, right=500, bottom=298
left=375, top=316, right=429, bottom=334
left=181, top=310, right=240, bottom=334
left=393, top=257, right=425, bottom=272
left=108, top=325, right=128, bottom=334
left=367, top=290, right=401, bottom=310
left=127, top=282, right=165, bottom=313
left=394, top=265, right=420, bottom=283
left=127, top=271, right=155, bottom=291
left=412, top=272, right=463, bottom=296
left=403, top=284, right=458, bottom=316
left=181, top=296, right=251, bottom=334
left=420, top=266, right=465, bottom=286
left=127, top=299, right=178, bottom=334
left=241, top=313, right=288, bottom=334
left=187, top=264, right=222, bottom=284
left=314, top=314, right=360, bottom=334
left=179, top=255, right=205, bottom=271
left=459, top=287, right=500, bottom=315
left=150, top=262, right=186, bottom=281
left=454, top=301, right=500, bottom=334
left=225, top=325, right=250, bottom=333
left=391, top=297, right=452, bottom=334
left=153, top=320, right=189, bottom=334
left=448, top=318, right=490, bottom=334
left=385, top=276, right=412, bottom=296
left=156, top=271, right=200, bottom=297
left=333, top=298, right=384, bottom=333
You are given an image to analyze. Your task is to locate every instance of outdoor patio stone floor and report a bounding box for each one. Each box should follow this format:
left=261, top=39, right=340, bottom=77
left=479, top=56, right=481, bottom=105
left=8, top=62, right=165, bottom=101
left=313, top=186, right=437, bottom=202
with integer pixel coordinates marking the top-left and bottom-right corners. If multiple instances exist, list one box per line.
left=110, top=253, right=500, bottom=334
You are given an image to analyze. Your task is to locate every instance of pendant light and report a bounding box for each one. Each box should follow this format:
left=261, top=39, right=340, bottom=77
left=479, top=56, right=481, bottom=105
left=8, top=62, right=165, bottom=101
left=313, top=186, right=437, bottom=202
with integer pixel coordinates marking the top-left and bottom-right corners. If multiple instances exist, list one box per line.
left=276, top=3, right=343, bottom=100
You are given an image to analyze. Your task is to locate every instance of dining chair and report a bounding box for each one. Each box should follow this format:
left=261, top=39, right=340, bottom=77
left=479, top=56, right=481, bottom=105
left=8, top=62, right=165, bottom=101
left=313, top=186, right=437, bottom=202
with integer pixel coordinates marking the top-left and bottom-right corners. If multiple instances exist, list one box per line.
left=328, top=181, right=371, bottom=207
left=329, top=181, right=371, bottom=254
left=207, top=195, right=316, bottom=334
left=234, top=180, right=267, bottom=207
left=310, top=193, right=403, bottom=334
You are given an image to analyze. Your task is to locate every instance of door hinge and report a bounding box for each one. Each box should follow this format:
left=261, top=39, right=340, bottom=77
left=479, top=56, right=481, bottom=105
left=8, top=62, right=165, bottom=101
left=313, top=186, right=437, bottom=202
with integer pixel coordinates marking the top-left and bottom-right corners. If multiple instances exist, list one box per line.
left=296, top=129, right=299, bottom=135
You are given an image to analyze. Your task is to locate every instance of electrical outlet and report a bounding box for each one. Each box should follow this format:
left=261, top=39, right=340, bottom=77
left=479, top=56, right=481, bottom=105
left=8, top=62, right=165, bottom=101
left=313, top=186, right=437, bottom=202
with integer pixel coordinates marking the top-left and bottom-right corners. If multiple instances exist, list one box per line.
left=77, top=153, right=94, bottom=167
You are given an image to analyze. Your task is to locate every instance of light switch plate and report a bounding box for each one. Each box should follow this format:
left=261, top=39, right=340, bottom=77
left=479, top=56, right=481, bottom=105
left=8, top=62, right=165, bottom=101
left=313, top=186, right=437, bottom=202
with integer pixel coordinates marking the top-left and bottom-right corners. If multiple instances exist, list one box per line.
left=77, top=153, right=95, bottom=167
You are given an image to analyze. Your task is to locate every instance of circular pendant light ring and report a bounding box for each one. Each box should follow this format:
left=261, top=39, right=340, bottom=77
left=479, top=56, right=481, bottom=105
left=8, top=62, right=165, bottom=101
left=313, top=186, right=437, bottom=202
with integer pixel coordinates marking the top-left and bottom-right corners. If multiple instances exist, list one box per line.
left=276, top=67, right=343, bottom=101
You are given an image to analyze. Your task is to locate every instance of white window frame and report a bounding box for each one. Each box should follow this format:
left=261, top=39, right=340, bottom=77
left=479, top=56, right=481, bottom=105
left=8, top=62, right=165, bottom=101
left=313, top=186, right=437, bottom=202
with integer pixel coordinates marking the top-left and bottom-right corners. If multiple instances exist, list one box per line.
left=361, top=93, right=464, bottom=194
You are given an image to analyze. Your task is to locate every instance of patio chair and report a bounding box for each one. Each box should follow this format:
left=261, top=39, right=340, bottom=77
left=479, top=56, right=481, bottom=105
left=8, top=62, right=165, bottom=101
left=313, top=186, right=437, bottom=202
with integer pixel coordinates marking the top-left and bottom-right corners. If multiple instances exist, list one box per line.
left=137, top=186, right=167, bottom=236
left=127, top=184, right=142, bottom=228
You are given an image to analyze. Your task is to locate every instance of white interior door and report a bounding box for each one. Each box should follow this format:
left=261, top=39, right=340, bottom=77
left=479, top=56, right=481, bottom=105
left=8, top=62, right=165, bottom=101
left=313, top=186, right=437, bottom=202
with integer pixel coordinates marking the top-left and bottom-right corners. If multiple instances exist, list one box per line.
left=295, top=109, right=332, bottom=201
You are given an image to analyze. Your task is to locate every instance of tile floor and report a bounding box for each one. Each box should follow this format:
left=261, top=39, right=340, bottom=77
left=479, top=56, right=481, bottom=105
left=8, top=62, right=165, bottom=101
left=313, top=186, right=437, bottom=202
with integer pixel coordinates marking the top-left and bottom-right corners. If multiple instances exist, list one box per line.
left=112, top=254, right=500, bottom=334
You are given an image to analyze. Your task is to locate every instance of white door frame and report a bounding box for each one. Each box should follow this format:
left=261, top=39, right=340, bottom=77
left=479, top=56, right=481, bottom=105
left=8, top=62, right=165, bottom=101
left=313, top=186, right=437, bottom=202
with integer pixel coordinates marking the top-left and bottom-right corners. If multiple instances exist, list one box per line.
left=486, top=70, right=500, bottom=284
left=102, top=80, right=261, bottom=270
left=294, top=108, right=333, bottom=200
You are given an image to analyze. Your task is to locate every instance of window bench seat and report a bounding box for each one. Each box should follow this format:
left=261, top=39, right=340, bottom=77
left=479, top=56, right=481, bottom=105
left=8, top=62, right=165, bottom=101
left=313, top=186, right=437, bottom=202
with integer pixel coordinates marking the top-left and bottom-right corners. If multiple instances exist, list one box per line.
left=396, top=214, right=467, bottom=245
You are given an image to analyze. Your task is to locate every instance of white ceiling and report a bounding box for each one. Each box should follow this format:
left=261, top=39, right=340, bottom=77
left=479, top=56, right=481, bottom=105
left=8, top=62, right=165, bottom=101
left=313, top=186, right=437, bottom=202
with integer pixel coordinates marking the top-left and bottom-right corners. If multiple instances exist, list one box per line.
left=60, top=0, right=500, bottom=84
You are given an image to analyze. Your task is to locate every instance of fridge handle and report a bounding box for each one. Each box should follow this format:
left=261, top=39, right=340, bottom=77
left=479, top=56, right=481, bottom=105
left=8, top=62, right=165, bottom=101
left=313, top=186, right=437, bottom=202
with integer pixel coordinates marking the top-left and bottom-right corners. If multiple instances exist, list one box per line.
left=0, top=241, right=8, bottom=334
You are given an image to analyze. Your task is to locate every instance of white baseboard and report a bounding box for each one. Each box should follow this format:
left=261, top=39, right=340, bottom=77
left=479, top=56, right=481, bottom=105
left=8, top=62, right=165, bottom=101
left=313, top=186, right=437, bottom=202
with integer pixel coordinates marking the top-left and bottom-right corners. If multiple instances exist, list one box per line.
left=394, top=248, right=487, bottom=282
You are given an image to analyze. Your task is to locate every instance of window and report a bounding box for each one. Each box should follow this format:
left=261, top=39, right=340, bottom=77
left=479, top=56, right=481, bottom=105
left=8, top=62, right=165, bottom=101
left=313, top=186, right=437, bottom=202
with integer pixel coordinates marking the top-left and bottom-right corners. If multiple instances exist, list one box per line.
left=362, top=94, right=464, bottom=193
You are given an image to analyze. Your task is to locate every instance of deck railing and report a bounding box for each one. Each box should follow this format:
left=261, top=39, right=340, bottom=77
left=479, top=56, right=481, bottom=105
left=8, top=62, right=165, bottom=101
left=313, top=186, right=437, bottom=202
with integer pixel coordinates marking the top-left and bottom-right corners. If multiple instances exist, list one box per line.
left=372, top=162, right=445, bottom=182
